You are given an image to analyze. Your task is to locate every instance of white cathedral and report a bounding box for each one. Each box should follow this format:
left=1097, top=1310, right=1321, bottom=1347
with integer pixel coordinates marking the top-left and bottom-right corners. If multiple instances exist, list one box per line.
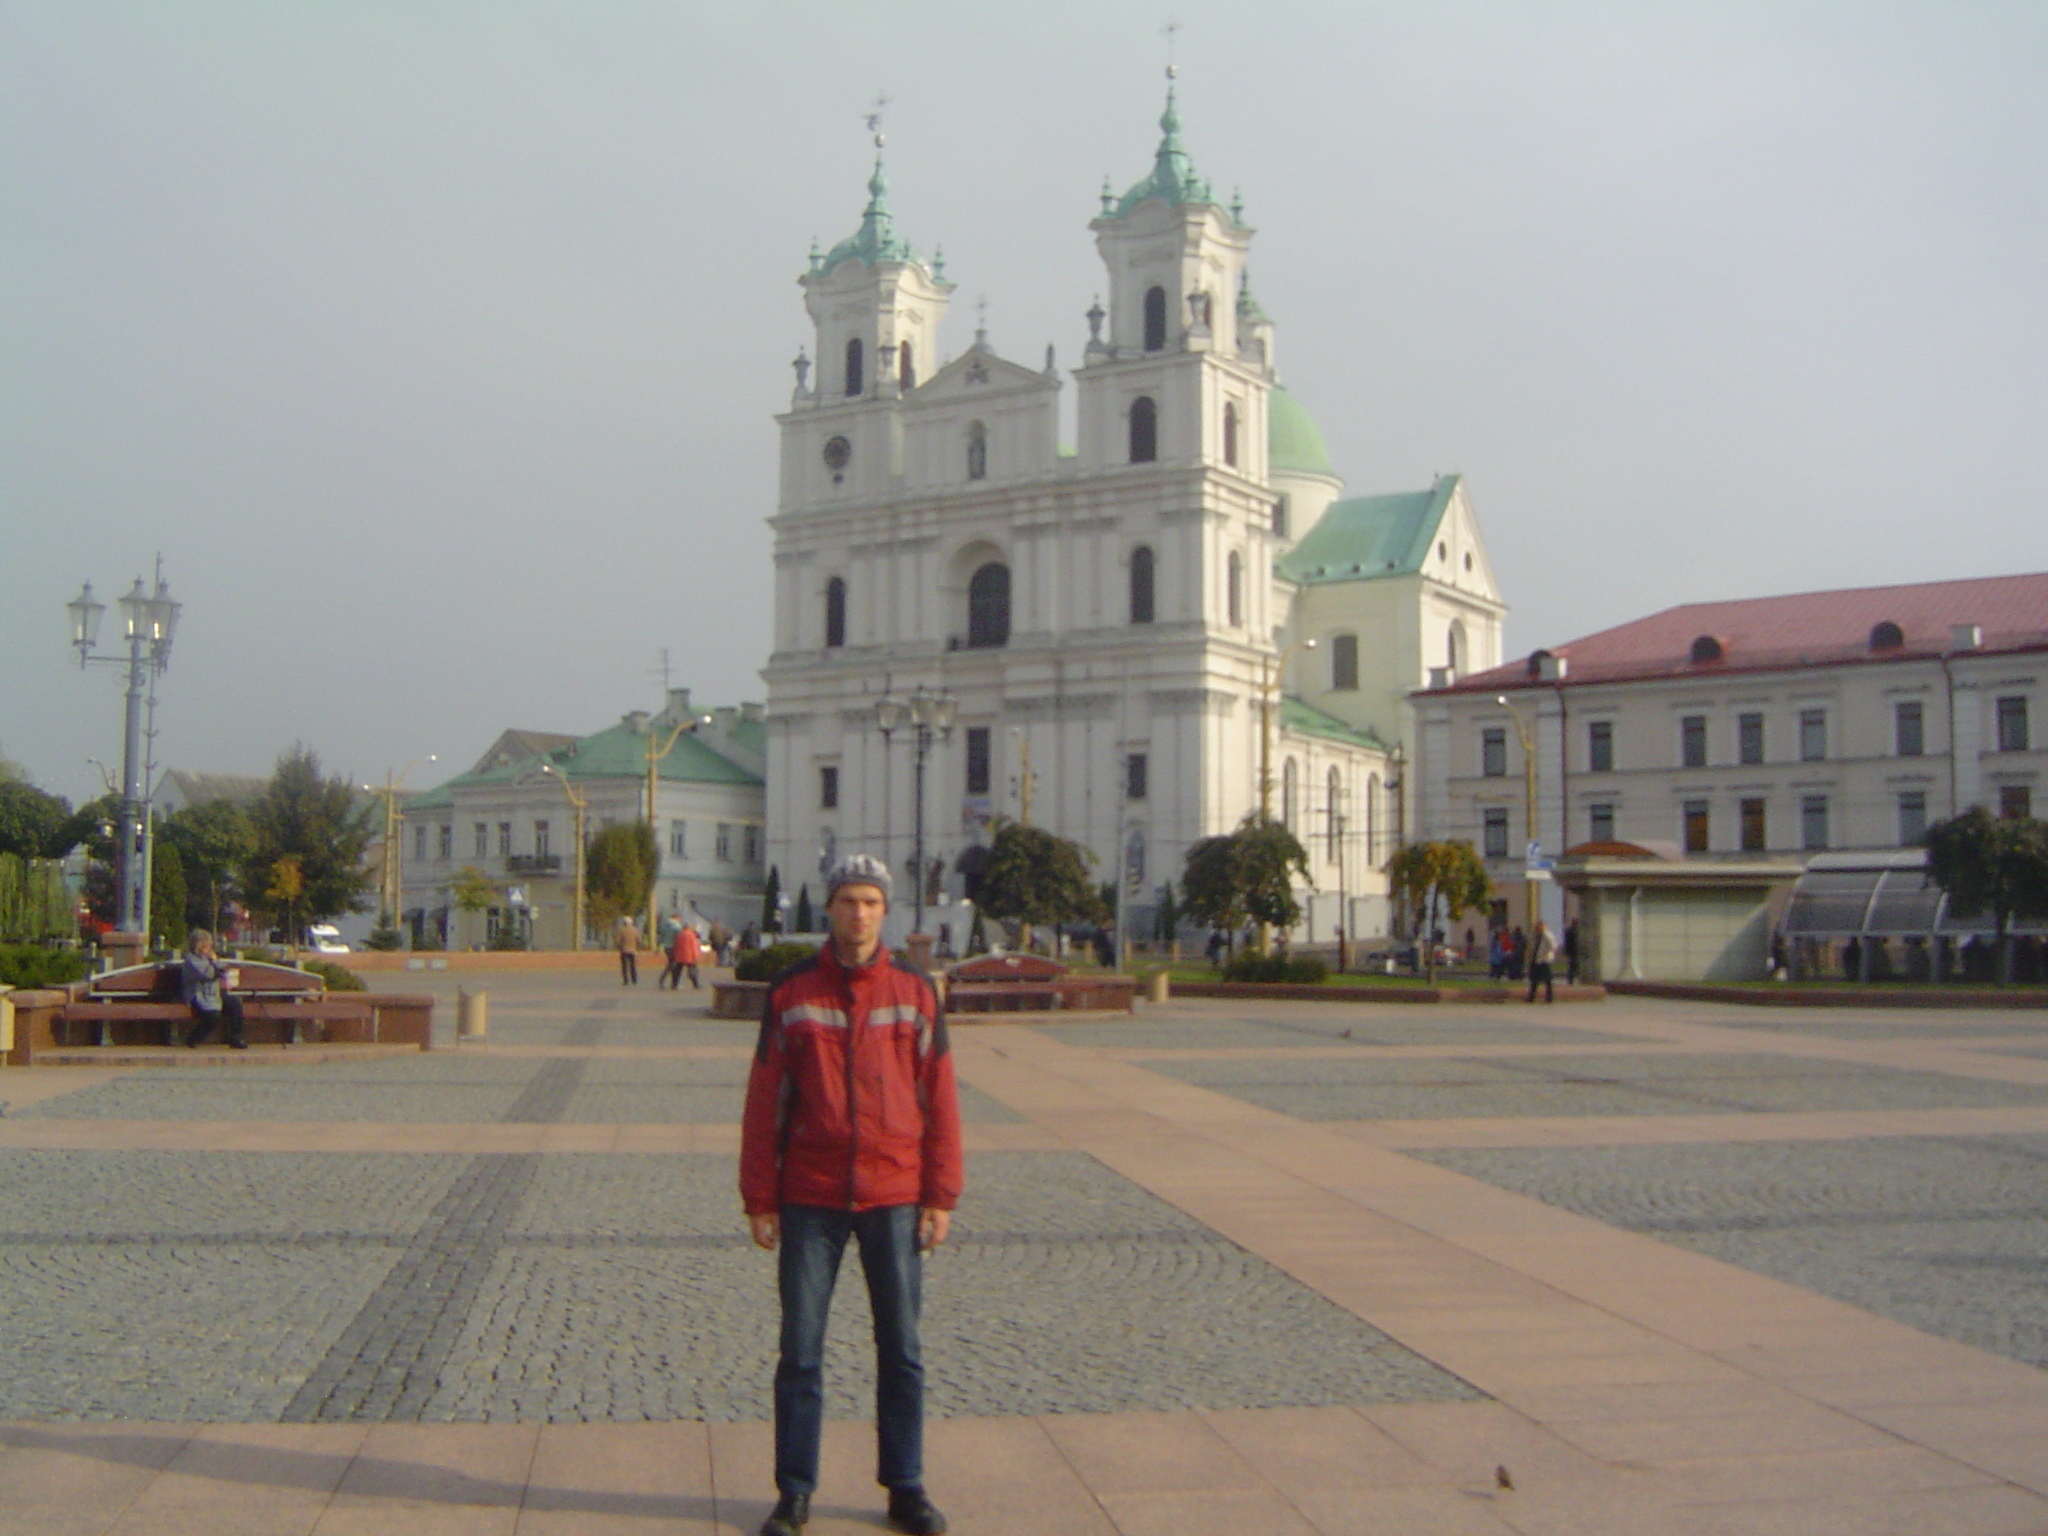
left=762, top=90, right=1505, bottom=946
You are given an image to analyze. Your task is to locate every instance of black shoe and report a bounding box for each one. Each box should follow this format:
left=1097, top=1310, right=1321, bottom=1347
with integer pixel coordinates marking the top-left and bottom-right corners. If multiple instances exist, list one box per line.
left=760, top=1492, right=808, bottom=1536
left=888, top=1487, right=947, bottom=1535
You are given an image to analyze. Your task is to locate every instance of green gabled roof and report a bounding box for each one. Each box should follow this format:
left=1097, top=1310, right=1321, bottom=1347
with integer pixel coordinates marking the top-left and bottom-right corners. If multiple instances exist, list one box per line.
left=410, top=717, right=763, bottom=805
left=1276, top=476, right=1460, bottom=585
left=1268, top=386, right=1335, bottom=478
left=1281, top=696, right=1389, bottom=753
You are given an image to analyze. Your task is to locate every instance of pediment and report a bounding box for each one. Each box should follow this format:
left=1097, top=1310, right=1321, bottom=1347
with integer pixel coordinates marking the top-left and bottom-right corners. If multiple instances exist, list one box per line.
left=908, top=346, right=1058, bottom=405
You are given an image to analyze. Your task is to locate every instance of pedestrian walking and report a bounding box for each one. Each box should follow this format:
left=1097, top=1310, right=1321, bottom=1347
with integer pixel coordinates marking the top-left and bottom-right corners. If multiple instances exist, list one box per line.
left=615, top=916, right=640, bottom=985
left=672, top=923, right=703, bottom=989
left=1526, top=919, right=1557, bottom=1004
left=740, top=855, right=961, bottom=1536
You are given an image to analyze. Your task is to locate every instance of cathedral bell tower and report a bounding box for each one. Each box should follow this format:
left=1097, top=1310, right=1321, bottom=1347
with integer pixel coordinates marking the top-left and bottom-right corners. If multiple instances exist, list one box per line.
left=779, top=137, right=953, bottom=511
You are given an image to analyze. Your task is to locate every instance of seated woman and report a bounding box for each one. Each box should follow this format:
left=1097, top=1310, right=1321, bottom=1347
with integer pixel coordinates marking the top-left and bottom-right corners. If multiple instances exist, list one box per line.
left=182, top=929, right=247, bottom=1049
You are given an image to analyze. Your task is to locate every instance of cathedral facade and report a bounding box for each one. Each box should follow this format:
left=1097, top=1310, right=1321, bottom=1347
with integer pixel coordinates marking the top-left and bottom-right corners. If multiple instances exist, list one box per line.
left=762, top=93, right=1505, bottom=946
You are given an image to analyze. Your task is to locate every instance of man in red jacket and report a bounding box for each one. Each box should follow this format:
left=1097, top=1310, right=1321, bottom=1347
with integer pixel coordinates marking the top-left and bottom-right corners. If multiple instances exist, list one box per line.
left=740, top=854, right=962, bottom=1536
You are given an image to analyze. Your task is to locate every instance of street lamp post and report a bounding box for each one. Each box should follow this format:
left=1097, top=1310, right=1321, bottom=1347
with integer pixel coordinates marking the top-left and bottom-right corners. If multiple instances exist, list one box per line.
left=365, top=757, right=437, bottom=938
left=1255, top=635, right=1317, bottom=952
left=876, top=689, right=956, bottom=938
left=1495, top=694, right=1539, bottom=930
left=540, top=764, right=589, bottom=951
left=66, top=565, right=180, bottom=942
left=641, top=710, right=711, bottom=948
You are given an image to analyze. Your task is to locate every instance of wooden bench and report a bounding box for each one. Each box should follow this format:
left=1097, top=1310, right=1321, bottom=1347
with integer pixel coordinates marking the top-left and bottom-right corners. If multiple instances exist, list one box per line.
left=29, top=960, right=405, bottom=1056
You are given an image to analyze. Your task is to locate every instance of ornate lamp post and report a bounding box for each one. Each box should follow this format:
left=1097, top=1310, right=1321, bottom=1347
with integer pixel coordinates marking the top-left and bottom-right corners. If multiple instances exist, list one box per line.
left=876, top=689, right=956, bottom=937
left=66, top=565, right=180, bottom=940
left=540, top=763, right=589, bottom=951
left=1254, top=635, right=1317, bottom=952
left=364, top=757, right=437, bottom=938
left=639, top=709, right=711, bottom=947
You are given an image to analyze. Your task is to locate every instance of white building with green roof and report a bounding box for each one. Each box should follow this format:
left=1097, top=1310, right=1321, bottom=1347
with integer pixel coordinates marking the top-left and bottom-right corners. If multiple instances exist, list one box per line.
left=398, top=690, right=767, bottom=949
left=764, top=91, right=1504, bottom=946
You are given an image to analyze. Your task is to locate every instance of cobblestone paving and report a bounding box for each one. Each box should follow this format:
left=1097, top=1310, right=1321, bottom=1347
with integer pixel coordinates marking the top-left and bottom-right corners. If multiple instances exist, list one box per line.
left=1043, top=1010, right=1625, bottom=1051
left=1677, top=1013, right=2048, bottom=1041
left=1418, top=1136, right=2048, bottom=1370
left=1148, top=1050, right=2048, bottom=1120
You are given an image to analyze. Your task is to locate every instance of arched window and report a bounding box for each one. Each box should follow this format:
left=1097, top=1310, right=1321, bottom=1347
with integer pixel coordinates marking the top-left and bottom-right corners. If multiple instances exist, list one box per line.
left=1226, top=551, right=1243, bottom=627
left=1282, top=757, right=1299, bottom=830
left=1130, top=545, right=1155, bottom=624
left=1222, top=401, right=1239, bottom=467
left=966, top=421, right=987, bottom=481
left=824, top=577, right=846, bottom=649
left=1690, top=634, right=1724, bottom=665
left=967, top=562, right=1010, bottom=648
left=1327, top=768, right=1343, bottom=861
left=1129, top=396, right=1158, bottom=463
left=844, top=337, right=864, bottom=396
left=1143, top=285, right=1167, bottom=351
left=1330, top=633, right=1359, bottom=691
left=899, top=341, right=915, bottom=390
left=1447, top=621, right=1466, bottom=678
left=1870, top=620, right=1904, bottom=650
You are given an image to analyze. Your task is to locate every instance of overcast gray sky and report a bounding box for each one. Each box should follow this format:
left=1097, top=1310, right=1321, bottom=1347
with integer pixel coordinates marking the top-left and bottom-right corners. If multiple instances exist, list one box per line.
left=6, top=2, right=2045, bottom=808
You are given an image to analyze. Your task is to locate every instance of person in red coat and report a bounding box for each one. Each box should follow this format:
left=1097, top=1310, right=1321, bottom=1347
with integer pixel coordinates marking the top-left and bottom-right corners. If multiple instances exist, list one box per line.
left=740, top=855, right=961, bottom=1536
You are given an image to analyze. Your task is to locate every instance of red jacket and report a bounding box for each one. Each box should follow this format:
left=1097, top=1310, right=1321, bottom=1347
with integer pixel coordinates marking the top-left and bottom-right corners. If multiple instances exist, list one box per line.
left=740, top=944, right=964, bottom=1216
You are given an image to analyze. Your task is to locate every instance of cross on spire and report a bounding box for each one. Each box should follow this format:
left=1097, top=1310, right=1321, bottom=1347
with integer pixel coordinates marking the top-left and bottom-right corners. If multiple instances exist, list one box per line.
left=865, top=93, right=890, bottom=149
left=1163, top=16, right=1181, bottom=79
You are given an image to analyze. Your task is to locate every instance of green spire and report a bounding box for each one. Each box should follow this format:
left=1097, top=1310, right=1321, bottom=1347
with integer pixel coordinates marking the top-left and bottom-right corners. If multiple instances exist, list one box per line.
left=812, top=148, right=917, bottom=273
left=1108, top=81, right=1216, bottom=219
left=1236, top=270, right=1268, bottom=322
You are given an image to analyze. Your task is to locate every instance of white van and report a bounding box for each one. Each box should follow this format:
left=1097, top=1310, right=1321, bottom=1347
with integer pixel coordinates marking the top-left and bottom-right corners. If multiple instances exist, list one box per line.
left=306, top=924, right=350, bottom=955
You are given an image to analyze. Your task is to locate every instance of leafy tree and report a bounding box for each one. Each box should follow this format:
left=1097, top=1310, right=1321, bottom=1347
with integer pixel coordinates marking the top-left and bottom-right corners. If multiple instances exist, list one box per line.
left=0, top=853, right=73, bottom=943
left=242, top=747, right=373, bottom=929
left=978, top=819, right=1105, bottom=941
left=149, top=839, right=188, bottom=951
left=586, top=821, right=657, bottom=931
left=160, top=800, right=256, bottom=933
left=761, top=864, right=782, bottom=933
left=1385, top=841, right=1492, bottom=981
left=451, top=865, right=496, bottom=947
left=793, top=883, right=814, bottom=932
left=0, top=780, right=75, bottom=859
left=1181, top=815, right=1312, bottom=951
left=1925, top=808, right=2048, bottom=984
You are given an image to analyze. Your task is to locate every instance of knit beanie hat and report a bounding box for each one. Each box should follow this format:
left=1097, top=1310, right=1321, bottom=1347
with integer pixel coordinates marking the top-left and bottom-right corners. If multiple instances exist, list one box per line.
left=825, top=853, right=893, bottom=907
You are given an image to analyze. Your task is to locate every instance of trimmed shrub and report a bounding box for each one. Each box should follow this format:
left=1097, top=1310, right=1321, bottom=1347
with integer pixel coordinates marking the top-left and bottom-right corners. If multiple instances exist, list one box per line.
left=0, top=944, right=89, bottom=990
left=734, top=941, right=817, bottom=983
left=298, top=959, right=366, bottom=992
left=1220, top=952, right=1330, bottom=985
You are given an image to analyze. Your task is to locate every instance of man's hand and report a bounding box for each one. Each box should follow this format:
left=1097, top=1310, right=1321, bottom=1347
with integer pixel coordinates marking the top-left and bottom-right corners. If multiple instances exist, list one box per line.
left=917, top=1207, right=950, bottom=1253
left=748, top=1212, right=779, bottom=1250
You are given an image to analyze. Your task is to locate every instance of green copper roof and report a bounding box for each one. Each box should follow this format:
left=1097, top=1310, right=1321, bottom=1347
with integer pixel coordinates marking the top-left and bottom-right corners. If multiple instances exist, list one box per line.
left=1276, top=477, right=1460, bottom=585
left=410, top=716, right=762, bottom=806
left=1280, top=696, right=1389, bottom=752
left=1268, top=387, right=1334, bottom=478
left=1109, top=85, right=1226, bottom=220
left=813, top=153, right=916, bottom=274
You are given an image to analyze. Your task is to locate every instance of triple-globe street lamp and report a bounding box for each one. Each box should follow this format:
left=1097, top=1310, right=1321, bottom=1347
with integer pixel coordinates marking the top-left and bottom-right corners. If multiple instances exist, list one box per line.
left=875, top=690, right=957, bottom=938
left=66, top=567, right=181, bottom=940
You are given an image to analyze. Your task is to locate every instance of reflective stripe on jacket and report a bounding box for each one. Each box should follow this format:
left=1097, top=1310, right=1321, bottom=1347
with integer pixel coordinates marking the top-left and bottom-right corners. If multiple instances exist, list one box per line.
left=739, top=944, right=964, bottom=1216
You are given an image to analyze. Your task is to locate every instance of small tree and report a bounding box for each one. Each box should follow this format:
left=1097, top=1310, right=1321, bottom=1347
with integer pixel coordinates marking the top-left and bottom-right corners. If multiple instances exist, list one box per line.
left=1153, top=881, right=1180, bottom=949
left=793, top=883, right=814, bottom=933
left=150, top=839, right=189, bottom=952
left=162, top=800, right=256, bottom=934
left=0, top=779, right=75, bottom=860
left=978, top=819, right=1105, bottom=947
left=451, top=865, right=496, bottom=948
left=1180, top=815, right=1312, bottom=953
left=586, top=821, right=658, bottom=932
left=761, top=864, right=783, bottom=933
left=266, top=855, right=305, bottom=950
left=1925, top=808, right=2048, bottom=984
left=243, top=746, right=374, bottom=929
left=1385, top=841, right=1492, bottom=981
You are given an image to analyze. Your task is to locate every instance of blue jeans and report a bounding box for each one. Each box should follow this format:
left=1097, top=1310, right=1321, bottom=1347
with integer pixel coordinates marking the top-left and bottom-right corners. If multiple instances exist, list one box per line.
left=774, top=1203, right=924, bottom=1498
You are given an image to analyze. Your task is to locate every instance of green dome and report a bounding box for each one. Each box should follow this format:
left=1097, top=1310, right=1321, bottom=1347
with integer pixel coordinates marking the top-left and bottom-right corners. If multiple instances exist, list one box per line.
left=1269, top=387, right=1335, bottom=478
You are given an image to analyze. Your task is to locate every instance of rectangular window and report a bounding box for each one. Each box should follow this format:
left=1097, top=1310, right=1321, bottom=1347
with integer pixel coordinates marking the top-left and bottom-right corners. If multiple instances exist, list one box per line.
left=413, top=825, right=427, bottom=861
left=1738, top=712, right=1764, bottom=765
left=1894, top=701, right=1924, bottom=757
left=744, top=825, right=761, bottom=863
left=716, top=823, right=733, bottom=861
left=1587, top=720, right=1614, bottom=774
left=474, top=823, right=488, bottom=858
left=1740, top=797, right=1767, bottom=852
left=1801, top=794, right=1829, bottom=851
left=1588, top=802, right=1615, bottom=843
left=1799, top=708, right=1827, bottom=762
left=438, top=824, right=451, bottom=860
left=1481, top=727, right=1507, bottom=778
left=1482, top=807, right=1509, bottom=858
left=534, top=821, right=550, bottom=860
left=1897, top=791, right=1928, bottom=845
left=497, top=822, right=512, bottom=857
left=669, top=820, right=687, bottom=858
left=1997, top=695, right=2031, bottom=752
left=1679, top=715, right=1707, bottom=769
left=1330, top=633, right=1359, bottom=691
left=819, top=765, right=839, bottom=809
left=2001, top=784, right=2033, bottom=820
left=965, top=727, right=991, bottom=796
left=1126, top=752, right=1148, bottom=801
left=1683, top=799, right=1709, bottom=853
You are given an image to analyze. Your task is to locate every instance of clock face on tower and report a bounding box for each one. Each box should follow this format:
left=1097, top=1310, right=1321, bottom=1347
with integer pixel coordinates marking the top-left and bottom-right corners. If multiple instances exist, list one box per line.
left=823, top=436, right=852, bottom=478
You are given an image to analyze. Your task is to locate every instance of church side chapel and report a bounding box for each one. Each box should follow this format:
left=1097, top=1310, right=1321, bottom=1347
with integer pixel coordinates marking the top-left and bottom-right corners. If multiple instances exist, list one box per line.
left=762, top=82, right=1505, bottom=948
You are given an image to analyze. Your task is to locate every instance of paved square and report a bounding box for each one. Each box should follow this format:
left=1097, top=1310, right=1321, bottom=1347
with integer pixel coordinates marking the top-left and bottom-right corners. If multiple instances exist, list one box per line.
left=2, top=966, right=2047, bottom=1534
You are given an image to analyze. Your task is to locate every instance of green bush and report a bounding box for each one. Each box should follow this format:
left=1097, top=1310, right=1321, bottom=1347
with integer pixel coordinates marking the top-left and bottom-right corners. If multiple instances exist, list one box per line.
left=361, top=922, right=406, bottom=952
left=1220, top=952, right=1330, bottom=985
left=734, top=941, right=817, bottom=982
left=299, top=958, right=366, bottom=992
left=0, top=944, right=89, bottom=990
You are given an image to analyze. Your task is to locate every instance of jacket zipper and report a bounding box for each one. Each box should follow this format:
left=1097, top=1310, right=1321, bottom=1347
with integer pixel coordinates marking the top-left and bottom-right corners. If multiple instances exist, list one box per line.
left=843, top=973, right=860, bottom=1209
